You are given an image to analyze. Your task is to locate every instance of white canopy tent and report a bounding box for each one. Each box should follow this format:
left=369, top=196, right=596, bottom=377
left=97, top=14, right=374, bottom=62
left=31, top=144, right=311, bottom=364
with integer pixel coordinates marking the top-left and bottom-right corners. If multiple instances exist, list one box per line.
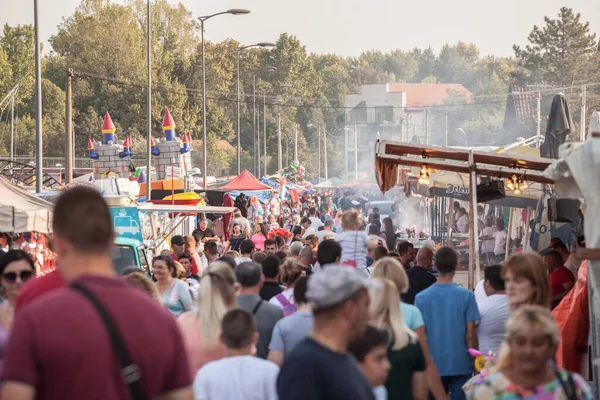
left=0, top=176, right=54, bottom=233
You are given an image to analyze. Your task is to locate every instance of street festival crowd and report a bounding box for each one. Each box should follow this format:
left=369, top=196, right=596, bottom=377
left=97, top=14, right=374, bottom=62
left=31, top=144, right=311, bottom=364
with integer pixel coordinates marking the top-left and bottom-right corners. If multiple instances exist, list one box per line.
left=0, top=186, right=594, bottom=400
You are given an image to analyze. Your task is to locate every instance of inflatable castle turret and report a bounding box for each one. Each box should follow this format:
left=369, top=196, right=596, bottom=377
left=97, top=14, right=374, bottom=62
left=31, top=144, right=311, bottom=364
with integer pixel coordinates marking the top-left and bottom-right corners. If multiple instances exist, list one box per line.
left=153, top=108, right=192, bottom=180
left=87, top=112, right=133, bottom=179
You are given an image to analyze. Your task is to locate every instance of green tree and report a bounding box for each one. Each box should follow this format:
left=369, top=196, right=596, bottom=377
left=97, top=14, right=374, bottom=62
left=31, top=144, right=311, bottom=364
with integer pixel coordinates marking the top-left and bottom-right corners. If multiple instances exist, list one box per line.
left=514, top=7, right=598, bottom=85
left=0, top=24, right=35, bottom=107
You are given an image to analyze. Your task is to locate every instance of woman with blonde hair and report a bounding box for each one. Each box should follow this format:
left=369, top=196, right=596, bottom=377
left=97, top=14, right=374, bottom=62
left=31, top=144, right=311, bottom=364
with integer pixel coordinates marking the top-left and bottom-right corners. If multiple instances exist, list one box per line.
left=466, top=305, right=592, bottom=399
left=122, top=270, right=161, bottom=303
left=336, top=210, right=369, bottom=275
left=502, top=252, right=552, bottom=310
left=372, top=257, right=446, bottom=400
left=369, top=278, right=428, bottom=400
left=177, top=261, right=237, bottom=376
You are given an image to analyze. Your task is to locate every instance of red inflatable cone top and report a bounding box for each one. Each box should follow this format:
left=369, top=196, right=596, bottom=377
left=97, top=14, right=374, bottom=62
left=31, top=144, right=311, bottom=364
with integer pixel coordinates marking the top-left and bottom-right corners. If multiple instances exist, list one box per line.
left=87, top=138, right=95, bottom=150
left=123, top=136, right=131, bottom=148
left=150, top=136, right=156, bottom=146
left=162, top=107, right=175, bottom=130
left=102, top=112, right=116, bottom=133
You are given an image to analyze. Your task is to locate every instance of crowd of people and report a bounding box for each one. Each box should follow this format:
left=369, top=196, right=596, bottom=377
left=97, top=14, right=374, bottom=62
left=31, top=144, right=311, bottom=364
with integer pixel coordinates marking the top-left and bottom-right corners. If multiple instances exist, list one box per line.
left=0, top=186, right=593, bottom=400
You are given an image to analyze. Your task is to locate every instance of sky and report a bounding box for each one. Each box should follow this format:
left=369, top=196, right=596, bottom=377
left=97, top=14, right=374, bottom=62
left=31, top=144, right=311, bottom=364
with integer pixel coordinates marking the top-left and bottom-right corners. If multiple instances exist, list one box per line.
left=1, top=0, right=600, bottom=57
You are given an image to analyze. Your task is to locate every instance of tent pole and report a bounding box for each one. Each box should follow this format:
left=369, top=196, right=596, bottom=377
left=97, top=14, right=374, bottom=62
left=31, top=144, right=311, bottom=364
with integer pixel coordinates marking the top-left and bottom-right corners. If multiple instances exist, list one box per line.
left=468, top=150, right=480, bottom=289
left=505, top=208, right=514, bottom=261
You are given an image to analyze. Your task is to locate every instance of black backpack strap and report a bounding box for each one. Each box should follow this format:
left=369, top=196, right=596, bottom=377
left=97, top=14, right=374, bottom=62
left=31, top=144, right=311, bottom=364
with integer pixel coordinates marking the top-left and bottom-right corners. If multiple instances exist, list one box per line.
left=553, top=362, right=577, bottom=400
left=252, top=300, right=263, bottom=315
left=71, top=282, right=146, bottom=400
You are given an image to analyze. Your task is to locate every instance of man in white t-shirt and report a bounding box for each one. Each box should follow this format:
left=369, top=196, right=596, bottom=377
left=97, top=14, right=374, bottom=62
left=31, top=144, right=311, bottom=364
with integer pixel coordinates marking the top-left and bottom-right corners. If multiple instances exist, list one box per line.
left=481, top=218, right=506, bottom=263
left=300, top=217, right=317, bottom=239
left=479, top=216, right=497, bottom=264
left=234, top=240, right=255, bottom=265
left=316, top=220, right=337, bottom=242
left=194, top=309, right=279, bottom=400
left=308, top=207, right=323, bottom=230
left=456, top=208, right=469, bottom=233
left=476, top=265, right=510, bottom=356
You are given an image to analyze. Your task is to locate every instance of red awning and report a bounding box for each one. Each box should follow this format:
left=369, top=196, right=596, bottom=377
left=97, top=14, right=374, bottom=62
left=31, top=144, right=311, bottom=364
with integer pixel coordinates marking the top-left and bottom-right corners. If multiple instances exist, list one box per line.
left=219, top=170, right=272, bottom=191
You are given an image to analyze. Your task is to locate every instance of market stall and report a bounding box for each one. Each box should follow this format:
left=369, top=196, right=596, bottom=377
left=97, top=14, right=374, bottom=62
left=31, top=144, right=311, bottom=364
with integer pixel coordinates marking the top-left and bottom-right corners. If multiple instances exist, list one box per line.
left=0, top=176, right=56, bottom=273
left=375, top=139, right=553, bottom=289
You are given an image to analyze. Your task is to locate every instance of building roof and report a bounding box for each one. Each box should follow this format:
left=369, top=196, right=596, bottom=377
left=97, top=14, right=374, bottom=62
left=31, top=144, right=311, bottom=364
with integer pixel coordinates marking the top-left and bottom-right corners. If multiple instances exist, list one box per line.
left=191, top=140, right=235, bottom=151
left=388, top=83, right=472, bottom=109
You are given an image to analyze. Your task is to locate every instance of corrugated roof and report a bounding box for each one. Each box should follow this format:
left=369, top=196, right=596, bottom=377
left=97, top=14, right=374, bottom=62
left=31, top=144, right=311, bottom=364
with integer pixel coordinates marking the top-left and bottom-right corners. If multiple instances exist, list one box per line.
left=388, top=83, right=472, bottom=109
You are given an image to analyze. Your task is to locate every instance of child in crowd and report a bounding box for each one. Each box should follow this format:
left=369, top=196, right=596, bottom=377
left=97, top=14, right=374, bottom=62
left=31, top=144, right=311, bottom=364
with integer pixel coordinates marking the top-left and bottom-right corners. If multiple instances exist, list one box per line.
left=193, top=309, right=279, bottom=400
left=348, top=325, right=392, bottom=400
left=335, top=210, right=369, bottom=276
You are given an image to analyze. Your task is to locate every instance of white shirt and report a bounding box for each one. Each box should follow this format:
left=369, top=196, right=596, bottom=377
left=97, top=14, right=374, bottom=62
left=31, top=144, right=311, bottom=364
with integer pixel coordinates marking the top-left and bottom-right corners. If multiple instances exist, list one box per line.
left=493, top=229, right=507, bottom=255
left=316, top=230, right=337, bottom=242
left=193, top=355, right=279, bottom=400
left=234, top=256, right=252, bottom=265
left=476, top=294, right=510, bottom=356
left=269, top=287, right=294, bottom=308
left=480, top=227, right=497, bottom=254
left=308, top=217, right=322, bottom=228
left=565, top=253, right=580, bottom=277
left=302, top=227, right=317, bottom=239
left=474, top=279, right=487, bottom=302
left=457, top=214, right=469, bottom=233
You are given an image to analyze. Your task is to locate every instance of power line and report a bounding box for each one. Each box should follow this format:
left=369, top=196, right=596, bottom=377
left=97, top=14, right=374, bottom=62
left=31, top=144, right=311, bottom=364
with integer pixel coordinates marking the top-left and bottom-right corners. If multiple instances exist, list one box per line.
left=73, top=70, right=600, bottom=112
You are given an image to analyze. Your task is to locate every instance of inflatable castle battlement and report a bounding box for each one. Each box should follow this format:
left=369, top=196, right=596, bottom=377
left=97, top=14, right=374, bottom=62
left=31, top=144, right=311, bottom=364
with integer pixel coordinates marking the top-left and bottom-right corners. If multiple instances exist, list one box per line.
left=152, top=108, right=192, bottom=180
left=87, top=112, right=133, bottom=179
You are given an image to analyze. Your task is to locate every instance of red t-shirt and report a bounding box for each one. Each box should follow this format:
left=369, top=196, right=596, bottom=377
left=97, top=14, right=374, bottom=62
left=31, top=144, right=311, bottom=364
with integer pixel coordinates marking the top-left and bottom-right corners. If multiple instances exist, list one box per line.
left=3, top=275, right=191, bottom=399
left=14, top=269, right=65, bottom=311
left=549, top=266, right=575, bottom=307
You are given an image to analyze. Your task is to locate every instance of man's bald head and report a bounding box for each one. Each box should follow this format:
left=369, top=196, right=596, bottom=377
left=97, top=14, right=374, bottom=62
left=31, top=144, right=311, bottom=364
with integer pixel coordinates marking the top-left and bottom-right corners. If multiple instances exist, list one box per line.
left=416, top=247, right=434, bottom=269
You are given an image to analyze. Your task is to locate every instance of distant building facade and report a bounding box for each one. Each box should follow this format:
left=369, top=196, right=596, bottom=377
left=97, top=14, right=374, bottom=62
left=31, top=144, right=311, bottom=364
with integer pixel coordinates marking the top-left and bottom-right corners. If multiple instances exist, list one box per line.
left=343, top=83, right=472, bottom=177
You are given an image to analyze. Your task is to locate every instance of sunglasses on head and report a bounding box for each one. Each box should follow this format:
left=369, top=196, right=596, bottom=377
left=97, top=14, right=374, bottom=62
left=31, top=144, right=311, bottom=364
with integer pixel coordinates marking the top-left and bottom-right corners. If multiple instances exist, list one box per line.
left=3, top=270, right=34, bottom=284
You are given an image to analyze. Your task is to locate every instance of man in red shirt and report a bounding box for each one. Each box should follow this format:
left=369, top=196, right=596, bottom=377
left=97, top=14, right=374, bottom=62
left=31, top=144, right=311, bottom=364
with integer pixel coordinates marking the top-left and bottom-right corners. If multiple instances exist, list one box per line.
left=2, top=186, right=193, bottom=400
left=544, top=250, right=575, bottom=309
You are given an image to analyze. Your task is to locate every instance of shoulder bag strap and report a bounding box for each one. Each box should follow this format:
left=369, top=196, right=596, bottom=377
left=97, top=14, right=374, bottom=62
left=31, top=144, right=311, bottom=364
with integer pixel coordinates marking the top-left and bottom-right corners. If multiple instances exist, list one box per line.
left=71, top=282, right=146, bottom=400
left=252, top=300, right=263, bottom=315
left=553, top=362, right=577, bottom=400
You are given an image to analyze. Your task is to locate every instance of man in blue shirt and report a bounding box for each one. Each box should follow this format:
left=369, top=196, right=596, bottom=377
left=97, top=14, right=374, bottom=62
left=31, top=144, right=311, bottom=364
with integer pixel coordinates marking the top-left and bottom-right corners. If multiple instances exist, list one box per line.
left=415, top=247, right=480, bottom=400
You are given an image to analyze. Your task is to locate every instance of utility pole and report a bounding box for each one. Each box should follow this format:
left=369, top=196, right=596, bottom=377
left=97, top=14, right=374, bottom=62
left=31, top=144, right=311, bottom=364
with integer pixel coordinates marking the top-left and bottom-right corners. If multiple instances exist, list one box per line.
left=444, top=111, right=449, bottom=147
left=293, top=124, right=298, bottom=162
left=10, top=88, right=15, bottom=162
left=257, top=96, right=261, bottom=178
left=65, top=69, right=73, bottom=184
left=323, top=129, right=328, bottom=180
left=34, top=0, right=43, bottom=193
left=354, top=123, right=358, bottom=180
left=236, top=51, right=241, bottom=175
left=344, top=128, right=348, bottom=178
left=285, top=137, right=289, bottom=166
left=424, top=108, right=429, bottom=145
left=581, top=85, right=587, bottom=141
left=263, top=94, right=267, bottom=176
left=536, top=91, right=541, bottom=140
left=317, top=126, right=321, bottom=181
left=277, top=113, right=282, bottom=171
left=252, top=75, right=257, bottom=176
left=145, top=0, right=152, bottom=199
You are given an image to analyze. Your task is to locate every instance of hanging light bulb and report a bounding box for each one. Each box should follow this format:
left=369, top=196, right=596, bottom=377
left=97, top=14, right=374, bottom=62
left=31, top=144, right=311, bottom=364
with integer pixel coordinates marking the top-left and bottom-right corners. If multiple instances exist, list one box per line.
left=418, top=164, right=431, bottom=185
left=520, top=177, right=528, bottom=191
left=514, top=188, right=521, bottom=195
left=506, top=179, right=515, bottom=191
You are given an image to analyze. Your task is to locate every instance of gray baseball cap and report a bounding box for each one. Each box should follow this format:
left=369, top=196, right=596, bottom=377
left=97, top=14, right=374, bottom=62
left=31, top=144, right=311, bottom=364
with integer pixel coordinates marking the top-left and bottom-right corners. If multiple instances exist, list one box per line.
left=306, top=266, right=381, bottom=310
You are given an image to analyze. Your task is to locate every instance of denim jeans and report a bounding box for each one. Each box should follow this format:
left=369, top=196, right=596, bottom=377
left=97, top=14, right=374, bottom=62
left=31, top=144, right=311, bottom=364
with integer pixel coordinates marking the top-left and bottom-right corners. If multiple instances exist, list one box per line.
left=441, top=374, right=472, bottom=400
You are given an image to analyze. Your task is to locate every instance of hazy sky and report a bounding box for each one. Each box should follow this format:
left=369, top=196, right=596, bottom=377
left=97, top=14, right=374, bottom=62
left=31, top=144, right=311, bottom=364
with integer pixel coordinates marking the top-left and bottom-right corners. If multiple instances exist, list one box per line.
left=2, top=0, right=599, bottom=57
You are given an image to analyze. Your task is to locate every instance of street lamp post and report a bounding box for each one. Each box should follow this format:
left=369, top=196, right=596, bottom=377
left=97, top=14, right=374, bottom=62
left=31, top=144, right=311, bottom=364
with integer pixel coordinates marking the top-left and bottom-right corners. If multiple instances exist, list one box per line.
left=236, top=42, right=276, bottom=175
left=33, top=0, right=43, bottom=193
left=253, top=66, right=276, bottom=177
left=199, top=9, right=250, bottom=189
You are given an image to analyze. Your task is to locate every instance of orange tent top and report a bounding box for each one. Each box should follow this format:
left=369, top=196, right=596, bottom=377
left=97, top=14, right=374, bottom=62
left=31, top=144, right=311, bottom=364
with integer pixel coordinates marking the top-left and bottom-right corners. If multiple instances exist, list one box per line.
left=219, top=170, right=272, bottom=191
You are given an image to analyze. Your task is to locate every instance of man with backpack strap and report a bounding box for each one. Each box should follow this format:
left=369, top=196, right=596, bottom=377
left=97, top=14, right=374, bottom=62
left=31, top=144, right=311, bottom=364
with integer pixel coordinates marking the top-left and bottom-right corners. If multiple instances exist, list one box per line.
left=269, top=259, right=305, bottom=316
left=235, top=262, right=284, bottom=359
